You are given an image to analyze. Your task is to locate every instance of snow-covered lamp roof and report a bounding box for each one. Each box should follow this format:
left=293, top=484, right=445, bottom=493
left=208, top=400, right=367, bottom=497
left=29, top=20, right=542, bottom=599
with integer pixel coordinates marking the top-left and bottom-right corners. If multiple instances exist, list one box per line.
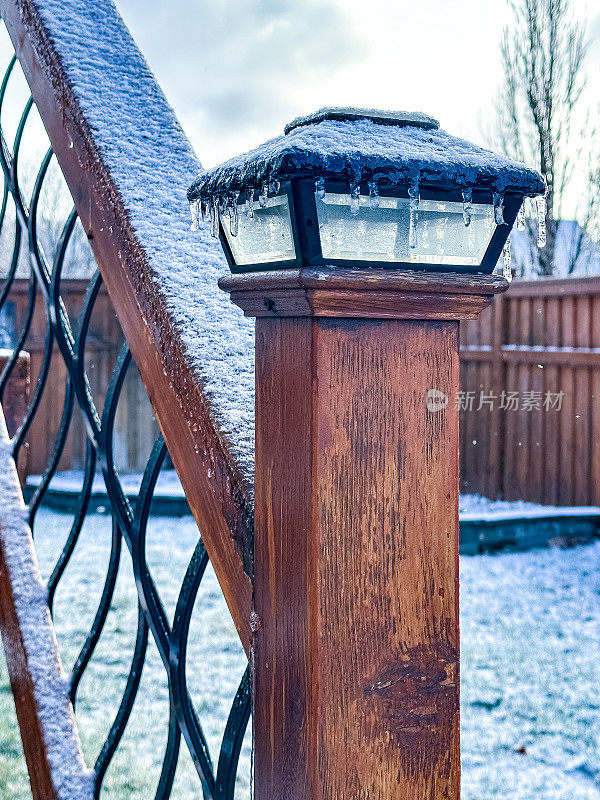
left=188, top=107, right=545, bottom=201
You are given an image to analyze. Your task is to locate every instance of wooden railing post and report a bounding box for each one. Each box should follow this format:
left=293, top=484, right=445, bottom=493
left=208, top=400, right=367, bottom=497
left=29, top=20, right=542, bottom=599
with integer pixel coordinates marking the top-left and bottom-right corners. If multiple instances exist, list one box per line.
left=221, top=268, right=506, bottom=800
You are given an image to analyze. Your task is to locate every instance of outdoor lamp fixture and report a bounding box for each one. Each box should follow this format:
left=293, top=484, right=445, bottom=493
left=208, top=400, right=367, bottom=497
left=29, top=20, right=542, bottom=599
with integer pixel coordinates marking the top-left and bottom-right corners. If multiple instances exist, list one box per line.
left=187, top=107, right=546, bottom=278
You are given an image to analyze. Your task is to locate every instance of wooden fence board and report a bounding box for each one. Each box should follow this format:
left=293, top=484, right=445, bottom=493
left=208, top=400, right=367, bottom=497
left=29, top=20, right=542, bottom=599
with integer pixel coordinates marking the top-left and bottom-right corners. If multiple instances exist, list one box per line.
left=574, top=296, right=591, bottom=505
left=544, top=297, right=561, bottom=504
left=6, top=280, right=157, bottom=477
left=460, top=276, right=600, bottom=506
left=592, top=296, right=600, bottom=505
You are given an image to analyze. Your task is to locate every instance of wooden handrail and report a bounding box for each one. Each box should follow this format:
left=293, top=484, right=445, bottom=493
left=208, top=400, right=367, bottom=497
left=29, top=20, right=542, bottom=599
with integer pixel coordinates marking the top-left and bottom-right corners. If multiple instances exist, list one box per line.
left=0, top=373, right=92, bottom=800
left=0, top=0, right=254, bottom=652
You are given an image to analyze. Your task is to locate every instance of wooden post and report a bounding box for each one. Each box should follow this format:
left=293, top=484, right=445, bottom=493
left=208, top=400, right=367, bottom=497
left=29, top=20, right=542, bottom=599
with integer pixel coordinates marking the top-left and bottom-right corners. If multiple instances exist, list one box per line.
left=221, top=268, right=507, bottom=800
left=0, top=351, right=31, bottom=483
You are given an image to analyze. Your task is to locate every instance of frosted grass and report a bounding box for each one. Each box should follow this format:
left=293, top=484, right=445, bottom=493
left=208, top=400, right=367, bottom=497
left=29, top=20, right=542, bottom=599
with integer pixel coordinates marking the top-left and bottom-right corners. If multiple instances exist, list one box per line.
left=0, top=511, right=598, bottom=799
left=0, top=509, right=250, bottom=800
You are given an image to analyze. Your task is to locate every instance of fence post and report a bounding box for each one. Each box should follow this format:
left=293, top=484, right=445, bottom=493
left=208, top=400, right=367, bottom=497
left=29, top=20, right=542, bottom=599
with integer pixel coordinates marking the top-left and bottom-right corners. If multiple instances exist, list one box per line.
left=221, top=269, right=504, bottom=800
left=0, top=350, right=31, bottom=481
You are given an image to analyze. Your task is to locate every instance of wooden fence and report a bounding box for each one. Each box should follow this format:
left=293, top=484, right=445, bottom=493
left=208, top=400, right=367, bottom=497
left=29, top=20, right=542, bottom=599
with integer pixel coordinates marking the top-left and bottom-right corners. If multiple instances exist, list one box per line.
left=460, top=275, right=600, bottom=506
left=5, top=279, right=159, bottom=475
left=10, top=274, right=600, bottom=504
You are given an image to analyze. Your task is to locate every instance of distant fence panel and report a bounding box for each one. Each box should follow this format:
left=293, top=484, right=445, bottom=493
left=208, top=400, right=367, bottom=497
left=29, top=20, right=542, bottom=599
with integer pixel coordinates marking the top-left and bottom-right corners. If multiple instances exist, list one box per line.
left=460, top=276, right=600, bottom=506
left=7, top=279, right=158, bottom=476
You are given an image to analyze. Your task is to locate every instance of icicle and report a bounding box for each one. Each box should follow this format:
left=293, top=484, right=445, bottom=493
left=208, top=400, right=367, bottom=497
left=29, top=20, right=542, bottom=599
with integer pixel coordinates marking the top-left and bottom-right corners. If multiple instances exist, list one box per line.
left=493, top=193, right=505, bottom=225
left=315, top=176, right=326, bottom=200
left=502, top=235, right=512, bottom=281
left=350, top=182, right=360, bottom=215
left=368, top=180, right=379, bottom=209
left=536, top=195, right=547, bottom=247
left=468, top=218, right=475, bottom=251
left=210, top=196, right=220, bottom=239
left=462, top=188, right=472, bottom=227
left=259, top=182, right=268, bottom=208
left=189, top=199, right=200, bottom=232
left=229, top=192, right=239, bottom=236
left=408, top=175, right=420, bottom=249
left=218, top=194, right=227, bottom=215
left=245, top=189, right=255, bottom=219
left=517, top=202, right=526, bottom=231
left=269, top=178, right=281, bottom=195
left=201, top=200, right=208, bottom=222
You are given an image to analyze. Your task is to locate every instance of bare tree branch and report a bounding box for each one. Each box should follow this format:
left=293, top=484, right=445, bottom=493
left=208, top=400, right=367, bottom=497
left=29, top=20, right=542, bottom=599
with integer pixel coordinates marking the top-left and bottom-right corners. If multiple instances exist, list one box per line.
left=496, top=0, right=592, bottom=276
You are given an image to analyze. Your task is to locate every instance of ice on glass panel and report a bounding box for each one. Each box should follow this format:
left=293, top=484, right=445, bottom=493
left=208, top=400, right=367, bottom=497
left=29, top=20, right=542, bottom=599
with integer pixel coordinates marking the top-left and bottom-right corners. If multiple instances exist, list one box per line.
left=316, top=193, right=496, bottom=266
left=223, top=195, right=296, bottom=265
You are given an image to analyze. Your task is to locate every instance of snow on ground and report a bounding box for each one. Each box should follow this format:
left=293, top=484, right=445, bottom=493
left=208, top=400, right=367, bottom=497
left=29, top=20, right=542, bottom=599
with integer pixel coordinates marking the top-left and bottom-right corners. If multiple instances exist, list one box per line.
left=0, top=510, right=598, bottom=799
left=26, top=470, right=186, bottom=498
left=459, top=493, right=600, bottom=521
left=0, top=510, right=250, bottom=800
left=461, top=543, right=600, bottom=799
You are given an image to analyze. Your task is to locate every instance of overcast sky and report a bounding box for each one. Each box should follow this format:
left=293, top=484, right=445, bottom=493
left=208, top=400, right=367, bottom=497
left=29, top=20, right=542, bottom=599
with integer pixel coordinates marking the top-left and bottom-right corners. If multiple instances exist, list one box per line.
left=116, top=0, right=600, bottom=215
left=0, top=0, right=597, bottom=218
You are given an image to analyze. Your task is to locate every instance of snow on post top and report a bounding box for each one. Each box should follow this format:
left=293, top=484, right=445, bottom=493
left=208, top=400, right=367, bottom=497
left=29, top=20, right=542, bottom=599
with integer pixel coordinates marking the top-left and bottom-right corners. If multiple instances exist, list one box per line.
left=187, top=107, right=545, bottom=203
left=283, top=107, right=440, bottom=134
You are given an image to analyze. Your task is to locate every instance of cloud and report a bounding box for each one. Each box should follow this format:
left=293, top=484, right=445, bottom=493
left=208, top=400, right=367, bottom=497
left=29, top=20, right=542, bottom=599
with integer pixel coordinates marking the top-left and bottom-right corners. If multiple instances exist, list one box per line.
left=588, top=13, right=600, bottom=60
left=117, top=0, right=366, bottom=164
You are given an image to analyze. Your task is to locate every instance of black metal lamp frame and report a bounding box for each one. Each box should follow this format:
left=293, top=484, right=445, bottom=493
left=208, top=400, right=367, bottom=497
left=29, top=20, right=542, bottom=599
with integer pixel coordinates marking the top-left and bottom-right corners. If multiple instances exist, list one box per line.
left=218, top=177, right=522, bottom=275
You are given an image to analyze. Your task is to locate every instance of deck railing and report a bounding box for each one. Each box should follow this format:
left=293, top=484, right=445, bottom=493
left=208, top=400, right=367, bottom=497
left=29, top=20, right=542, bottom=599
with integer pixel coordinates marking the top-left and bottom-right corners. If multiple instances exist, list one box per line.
left=0, top=0, right=256, bottom=797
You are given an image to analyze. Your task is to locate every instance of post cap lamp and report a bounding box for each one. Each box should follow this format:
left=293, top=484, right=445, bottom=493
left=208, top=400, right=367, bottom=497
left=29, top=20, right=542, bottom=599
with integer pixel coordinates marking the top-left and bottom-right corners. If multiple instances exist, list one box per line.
left=188, top=108, right=545, bottom=277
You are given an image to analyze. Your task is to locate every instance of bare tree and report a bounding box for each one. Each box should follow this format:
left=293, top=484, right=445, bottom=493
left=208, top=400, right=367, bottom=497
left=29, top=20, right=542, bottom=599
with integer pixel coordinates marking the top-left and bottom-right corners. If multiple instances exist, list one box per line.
left=496, top=0, right=592, bottom=276
left=0, top=155, right=96, bottom=280
left=584, top=144, right=600, bottom=243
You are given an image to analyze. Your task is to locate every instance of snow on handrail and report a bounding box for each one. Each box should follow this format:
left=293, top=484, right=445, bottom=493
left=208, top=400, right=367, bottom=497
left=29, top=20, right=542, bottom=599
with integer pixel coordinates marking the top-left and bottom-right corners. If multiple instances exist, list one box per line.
left=0, top=407, right=93, bottom=800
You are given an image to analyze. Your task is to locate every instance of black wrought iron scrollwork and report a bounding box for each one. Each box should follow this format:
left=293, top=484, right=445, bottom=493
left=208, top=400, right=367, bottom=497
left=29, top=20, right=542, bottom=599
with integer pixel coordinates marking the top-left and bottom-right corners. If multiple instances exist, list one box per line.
left=0, top=46, right=250, bottom=799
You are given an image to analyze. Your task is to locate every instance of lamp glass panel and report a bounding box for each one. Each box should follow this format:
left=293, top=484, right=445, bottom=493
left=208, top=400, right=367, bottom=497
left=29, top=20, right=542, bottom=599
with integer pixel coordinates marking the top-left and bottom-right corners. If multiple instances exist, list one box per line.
left=316, top=193, right=496, bottom=266
left=223, top=195, right=296, bottom=265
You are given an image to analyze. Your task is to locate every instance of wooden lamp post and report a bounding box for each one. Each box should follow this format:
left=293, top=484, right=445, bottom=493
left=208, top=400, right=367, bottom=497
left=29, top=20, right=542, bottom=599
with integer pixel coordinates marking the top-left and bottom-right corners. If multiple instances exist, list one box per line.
left=189, top=108, right=544, bottom=800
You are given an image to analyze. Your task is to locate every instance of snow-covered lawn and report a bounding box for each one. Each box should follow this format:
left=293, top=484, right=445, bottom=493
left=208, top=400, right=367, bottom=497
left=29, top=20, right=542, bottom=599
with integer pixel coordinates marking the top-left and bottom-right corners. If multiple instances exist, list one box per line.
left=0, top=510, right=598, bottom=799
left=459, top=493, right=600, bottom=522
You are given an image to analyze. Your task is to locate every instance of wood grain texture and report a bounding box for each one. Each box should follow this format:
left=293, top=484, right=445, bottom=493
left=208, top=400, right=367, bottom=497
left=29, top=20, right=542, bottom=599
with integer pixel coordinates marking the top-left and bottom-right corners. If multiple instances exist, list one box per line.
left=1, top=0, right=252, bottom=651
left=221, top=267, right=508, bottom=295
left=254, top=316, right=461, bottom=800
left=488, top=295, right=505, bottom=499
left=228, top=288, right=493, bottom=320
left=253, top=318, right=314, bottom=800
